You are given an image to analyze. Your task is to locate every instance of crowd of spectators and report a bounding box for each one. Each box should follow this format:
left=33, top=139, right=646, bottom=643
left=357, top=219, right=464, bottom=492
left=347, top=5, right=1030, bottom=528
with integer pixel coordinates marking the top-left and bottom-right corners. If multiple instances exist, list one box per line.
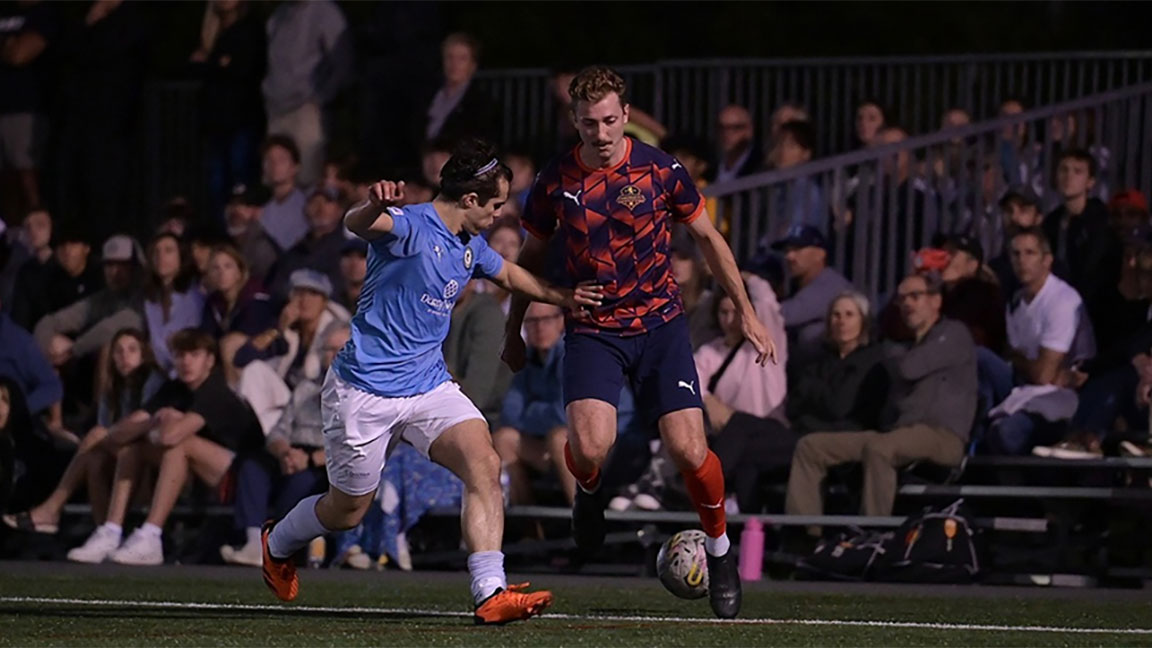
left=1, top=0, right=1151, bottom=568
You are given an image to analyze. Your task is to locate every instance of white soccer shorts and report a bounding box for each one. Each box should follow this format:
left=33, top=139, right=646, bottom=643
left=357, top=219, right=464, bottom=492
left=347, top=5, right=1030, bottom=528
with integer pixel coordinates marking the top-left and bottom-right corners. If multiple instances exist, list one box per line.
left=320, top=369, right=484, bottom=496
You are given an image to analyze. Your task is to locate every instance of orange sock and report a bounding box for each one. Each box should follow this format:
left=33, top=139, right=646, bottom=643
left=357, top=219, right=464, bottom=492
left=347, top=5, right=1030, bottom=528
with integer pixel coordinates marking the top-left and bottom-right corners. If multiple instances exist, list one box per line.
left=681, top=450, right=726, bottom=538
left=563, top=442, right=601, bottom=493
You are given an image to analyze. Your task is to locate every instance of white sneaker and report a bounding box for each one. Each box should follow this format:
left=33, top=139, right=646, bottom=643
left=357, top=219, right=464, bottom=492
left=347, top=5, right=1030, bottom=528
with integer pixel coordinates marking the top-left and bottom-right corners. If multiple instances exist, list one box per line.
left=334, top=544, right=371, bottom=570
left=109, top=528, right=164, bottom=566
left=67, top=526, right=123, bottom=564
left=220, top=541, right=262, bottom=567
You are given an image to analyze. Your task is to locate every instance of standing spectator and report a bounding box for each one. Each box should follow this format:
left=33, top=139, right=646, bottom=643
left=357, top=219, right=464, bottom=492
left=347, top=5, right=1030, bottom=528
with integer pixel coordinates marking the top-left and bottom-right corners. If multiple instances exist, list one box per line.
left=235, top=270, right=349, bottom=434
left=444, top=280, right=511, bottom=431
left=492, top=303, right=572, bottom=505
left=266, top=186, right=347, bottom=302
left=708, top=105, right=761, bottom=184
left=337, top=239, right=367, bottom=314
left=1107, top=189, right=1149, bottom=235
left=420, top=33, right=500, bottom=146
left=870, top=125, right=937, bottom=281
left=143, top=233, right=205, bottom=375
left=193, top=0, right=267, bottom=222
left=983, top=228, right=1095, bottom=456
left=696, top=274, right=791, bottom=513
left=786, top=273, right=976, bottom=531
left=988, top=185, right=1044, bottom=296
left=224, top=183, right=278, bottom=284
left=769, top=102, right=809, bottom=142
left=2, top=329, right=164, bottom=543
left=262, top=0, right=351, bottom=186
left=1043, top=149, right=1121, bottom=345
left=854, top=100, right=887, bottom=149
left=0, top=0, right=59, bottom=221
left=771, top=225, right=852, bottom=361
left=259, top=135, right=309, bottom=252
left=997, top=98, right=1043, bottom=197
left=766, top=120, right=827, bottom=233
left=220, top=322, right=349, bottom=567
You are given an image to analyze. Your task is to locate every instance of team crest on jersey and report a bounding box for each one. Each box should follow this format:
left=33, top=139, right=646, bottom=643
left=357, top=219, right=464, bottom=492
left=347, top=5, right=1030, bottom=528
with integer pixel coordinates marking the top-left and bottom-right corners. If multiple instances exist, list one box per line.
left=463, top=247, right=473, bottom=270
left=617, top=184, right=646, bottom=210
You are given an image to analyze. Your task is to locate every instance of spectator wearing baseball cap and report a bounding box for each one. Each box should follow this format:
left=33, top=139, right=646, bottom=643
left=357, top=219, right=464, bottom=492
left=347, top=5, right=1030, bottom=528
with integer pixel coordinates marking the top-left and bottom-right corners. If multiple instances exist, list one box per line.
left=1107, top=189, right=1150, bottom=234
left=337, top=238, right=368, bottom=314
left=9, top=218, right=102, bottom=332
left=265, top=185, right=347, bottom=302
left=771, top=224, right=852, bottom=361
left=225, top=183, right=278, bottom=283
left=990, top=185, right=1046, bottom=301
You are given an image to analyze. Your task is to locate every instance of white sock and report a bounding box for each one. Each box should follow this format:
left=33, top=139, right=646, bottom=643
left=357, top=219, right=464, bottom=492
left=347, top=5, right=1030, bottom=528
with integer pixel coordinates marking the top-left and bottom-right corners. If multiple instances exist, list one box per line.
left=705, top=532, right=731, bottom=557
left=100, top=522, right=122, bottom=537
left=245, top=526, right=261, bottom=547
left=268, top=494, right=330, bottom=560
left=140, top=523, right=163, bottom=539
left=467, top=551, right=507, bottom=605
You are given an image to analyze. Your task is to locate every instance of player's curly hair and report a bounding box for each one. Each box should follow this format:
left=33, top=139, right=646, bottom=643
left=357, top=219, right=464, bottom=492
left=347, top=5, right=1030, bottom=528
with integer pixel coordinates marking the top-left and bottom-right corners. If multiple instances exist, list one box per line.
left=569, top=66, right=629, bottom=108
left=438, top=138, right=513, bottom=205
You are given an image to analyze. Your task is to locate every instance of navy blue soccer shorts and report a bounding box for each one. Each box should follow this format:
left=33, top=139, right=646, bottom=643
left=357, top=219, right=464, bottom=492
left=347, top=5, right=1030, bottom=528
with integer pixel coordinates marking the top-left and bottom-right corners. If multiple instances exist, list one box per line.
left=562, top=315, right=703, bottom=426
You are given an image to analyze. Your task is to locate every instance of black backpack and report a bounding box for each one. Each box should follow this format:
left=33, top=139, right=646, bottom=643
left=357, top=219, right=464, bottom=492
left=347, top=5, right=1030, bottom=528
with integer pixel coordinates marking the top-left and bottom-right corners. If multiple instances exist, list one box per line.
left=874, top=499, right=981, bottom=583
left=796, top=528, right=891, bottom=581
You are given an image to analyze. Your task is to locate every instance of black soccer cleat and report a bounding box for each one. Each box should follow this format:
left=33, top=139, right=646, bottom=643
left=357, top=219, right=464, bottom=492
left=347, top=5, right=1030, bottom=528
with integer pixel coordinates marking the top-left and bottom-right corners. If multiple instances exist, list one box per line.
left=706, top=549, right=742, bottom=619
left=571, top=487, right=606, bottom=558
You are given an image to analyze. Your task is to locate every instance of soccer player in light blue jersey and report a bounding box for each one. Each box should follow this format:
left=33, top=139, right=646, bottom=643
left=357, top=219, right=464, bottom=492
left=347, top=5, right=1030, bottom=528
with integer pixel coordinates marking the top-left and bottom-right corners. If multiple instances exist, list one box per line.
left=261, top=139, right=602, bottom=625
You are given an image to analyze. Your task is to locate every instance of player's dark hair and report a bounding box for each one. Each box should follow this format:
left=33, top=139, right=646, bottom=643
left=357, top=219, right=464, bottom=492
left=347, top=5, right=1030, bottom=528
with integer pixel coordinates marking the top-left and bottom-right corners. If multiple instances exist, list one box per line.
left=570, top=66, right=629, bottom=108
left=439, top=138, right=513, bottom=205
left=778, top=119, right=815, bottom=153
left=1056, top=147, right=1099, bottom=179
left=262, top=134, right=301, bottom=165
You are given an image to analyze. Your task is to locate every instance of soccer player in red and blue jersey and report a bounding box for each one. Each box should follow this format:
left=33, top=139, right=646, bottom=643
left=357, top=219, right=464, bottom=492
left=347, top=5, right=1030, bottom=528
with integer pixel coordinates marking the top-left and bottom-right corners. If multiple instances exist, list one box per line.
left=503, top=67, right=777, bottom=619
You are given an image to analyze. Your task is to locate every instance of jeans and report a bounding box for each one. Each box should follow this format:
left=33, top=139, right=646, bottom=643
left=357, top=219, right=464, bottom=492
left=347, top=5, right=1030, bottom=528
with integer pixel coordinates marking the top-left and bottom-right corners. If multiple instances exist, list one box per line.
left=233, top=452, right=326, bottom=531
left=983, top=412, right=1067, bottom=455
left=1073, top=365, right=1144, bottom=437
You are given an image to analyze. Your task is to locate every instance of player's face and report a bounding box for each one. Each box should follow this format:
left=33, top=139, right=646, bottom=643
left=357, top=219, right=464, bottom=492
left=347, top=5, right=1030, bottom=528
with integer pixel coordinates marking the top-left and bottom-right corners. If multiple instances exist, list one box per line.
left=1010, top=233, right=1052, bottom=285
left=111, top=334, right=144, bottom=377
left=573, top=93, right=630, bottom=165
left=463, top=178, right=511, bottom=235
left=173, top=348, right=214, bottom=386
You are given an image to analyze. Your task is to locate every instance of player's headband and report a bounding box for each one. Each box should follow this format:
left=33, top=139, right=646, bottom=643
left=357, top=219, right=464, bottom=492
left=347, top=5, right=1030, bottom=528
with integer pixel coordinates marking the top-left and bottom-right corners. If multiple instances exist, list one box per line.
left=473, top=158, right=499, bottom=177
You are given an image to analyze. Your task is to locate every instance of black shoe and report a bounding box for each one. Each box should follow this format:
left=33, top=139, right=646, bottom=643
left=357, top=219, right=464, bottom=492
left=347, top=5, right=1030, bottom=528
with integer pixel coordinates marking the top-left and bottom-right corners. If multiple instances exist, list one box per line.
left=571, top=487, right=606, bottom=558
left=706, top=549, right=742, bottom=619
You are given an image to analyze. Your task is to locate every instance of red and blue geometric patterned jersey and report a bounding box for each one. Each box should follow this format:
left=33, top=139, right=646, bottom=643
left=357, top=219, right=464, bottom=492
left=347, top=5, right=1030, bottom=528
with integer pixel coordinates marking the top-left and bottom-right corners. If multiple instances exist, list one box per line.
left=523, top=137, right=705, bottom=336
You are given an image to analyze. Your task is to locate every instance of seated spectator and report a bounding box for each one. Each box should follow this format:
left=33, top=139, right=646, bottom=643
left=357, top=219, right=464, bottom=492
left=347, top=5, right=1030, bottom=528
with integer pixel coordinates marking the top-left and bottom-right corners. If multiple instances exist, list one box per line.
left=188, top=226, right=229, bottom=292
left=267, top=185, right=347, bottom=301
left=696, top=274, right=790, bottom=513
left=661, top=135, right=719, bottom=232
left=420, top=32, right=500, bottom=145
left=87, top=329, right=263, bottom=565
left=870, top=125, right=938, bottom=281
left=1108, top=189, right=1149, bottom=235
left=0, top=378, right=20, bottom=513
left=492, top=303, right=572, bottom=505
left=2, top=329, right=164, bottom=539
left=671, top=238, right=717, bottom=349
left=983, top=228, right=1096, bottom=456
left=34, top=233, right=144, bottom=371
left=219, top=323, right=350, bottom=567
left=444, top=280, right=511, bottom=430
left=708, top=104, right=762, bottom=184
left=236, top=270, right=349, bottom=434
left=259, top=134, right=308, bottom=252
left=766, top=120, right=827, bottom=233
left=0, top=293, right=64, bottom=439
left=787, top=291, right=888, bottom=433
left=989, top=185, right=1044, bottom=296
left=853, top=100, right=887, bottom=149
left=786, top=273, right=975, bottom=533
left=199, top=245, right=277, bottom=384
left=769, top=102, right=809, bottom=142
left=941, top=108, right=970, bottom=131
left=997, top=98, right=1042, bottom=194
left=771, top=225, right=852, bottom=361
left=224, top=183, right=278, bottom=283
left=504, top=149, right=536, bottom=214
left=474, top=220, right=523, bottom=314
left=155, top=197, right=195, bottom=238
left=10, top=217, right=101, bottom=332
left=1043, top=149, right=1121, bottom=348
left=337, top=238, right=367, bottom=314
left=143, top=233, right=205, bottom=375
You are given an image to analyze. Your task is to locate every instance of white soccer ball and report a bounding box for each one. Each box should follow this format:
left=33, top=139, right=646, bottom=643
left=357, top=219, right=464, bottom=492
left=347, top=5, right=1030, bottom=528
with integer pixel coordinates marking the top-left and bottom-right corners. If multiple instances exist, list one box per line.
left=656, top=529, right=709, bottom=599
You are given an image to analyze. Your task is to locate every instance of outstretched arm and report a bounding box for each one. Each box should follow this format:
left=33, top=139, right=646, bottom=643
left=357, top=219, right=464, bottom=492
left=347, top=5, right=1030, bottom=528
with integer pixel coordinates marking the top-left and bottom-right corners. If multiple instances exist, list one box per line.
left=687, top=211, right=778, bottom=365
left=490, top=261, right=602, bottom=312
left=344, top=180, right=405, bottom=240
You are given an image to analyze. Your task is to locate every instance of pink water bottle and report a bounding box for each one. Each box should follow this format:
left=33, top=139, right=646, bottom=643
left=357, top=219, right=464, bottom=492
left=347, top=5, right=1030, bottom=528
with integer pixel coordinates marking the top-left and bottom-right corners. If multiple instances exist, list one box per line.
left=738, top=517, right=765, bottom=581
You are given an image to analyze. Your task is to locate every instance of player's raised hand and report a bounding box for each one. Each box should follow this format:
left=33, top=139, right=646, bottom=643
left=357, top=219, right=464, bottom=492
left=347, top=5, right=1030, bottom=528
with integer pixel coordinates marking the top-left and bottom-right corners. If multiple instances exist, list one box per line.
left=368, top=180, right=406, bottom=207
left=571, top=281, right=604, bottom=309
left=501, top=334, right=527, bottom=372
left=739, top=309, right=778, bottom=366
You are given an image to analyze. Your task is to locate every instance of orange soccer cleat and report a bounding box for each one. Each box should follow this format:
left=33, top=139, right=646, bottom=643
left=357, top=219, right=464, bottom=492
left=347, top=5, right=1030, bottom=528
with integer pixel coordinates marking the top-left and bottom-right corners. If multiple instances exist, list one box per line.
left=260, top=520, right=299, bottom=602
left=473, top=582, right=554, bottom=625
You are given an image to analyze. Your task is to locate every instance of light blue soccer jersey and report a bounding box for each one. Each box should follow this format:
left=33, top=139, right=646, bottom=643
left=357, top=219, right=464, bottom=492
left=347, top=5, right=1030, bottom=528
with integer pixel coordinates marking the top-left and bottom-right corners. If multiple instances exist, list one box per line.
left=333, top=203, right=505, bottom=397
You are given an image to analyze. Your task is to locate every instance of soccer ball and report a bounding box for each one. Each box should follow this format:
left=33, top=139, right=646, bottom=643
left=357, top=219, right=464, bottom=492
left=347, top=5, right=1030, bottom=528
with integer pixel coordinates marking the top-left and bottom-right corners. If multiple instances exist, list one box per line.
left=656, top=530, right=709, bottom=599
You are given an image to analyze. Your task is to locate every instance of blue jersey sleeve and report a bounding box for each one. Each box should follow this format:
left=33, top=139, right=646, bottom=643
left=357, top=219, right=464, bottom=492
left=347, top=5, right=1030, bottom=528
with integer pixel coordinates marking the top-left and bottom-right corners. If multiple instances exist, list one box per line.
left=471, top=238, right=505, bottom=280
left=371, top=207, right=421, bottom=257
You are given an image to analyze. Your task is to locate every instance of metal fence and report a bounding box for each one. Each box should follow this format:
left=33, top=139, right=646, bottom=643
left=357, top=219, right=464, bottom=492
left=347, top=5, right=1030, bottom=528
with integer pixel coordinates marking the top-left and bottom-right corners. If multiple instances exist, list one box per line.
left=706, top=83, right=1152, bottom=300
left=477, top=51, right=1152, bottom=154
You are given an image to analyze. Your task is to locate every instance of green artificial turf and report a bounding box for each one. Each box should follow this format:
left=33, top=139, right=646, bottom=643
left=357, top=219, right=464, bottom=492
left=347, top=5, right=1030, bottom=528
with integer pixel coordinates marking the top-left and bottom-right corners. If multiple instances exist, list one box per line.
left=1, top=563, right=1149, bottom=646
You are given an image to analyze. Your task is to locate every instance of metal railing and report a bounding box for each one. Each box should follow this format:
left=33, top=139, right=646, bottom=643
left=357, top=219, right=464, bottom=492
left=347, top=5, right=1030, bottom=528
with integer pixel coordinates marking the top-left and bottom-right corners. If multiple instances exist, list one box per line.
left=706, top=83, right=1152, bottom=300
left=476, top=51, right=1152, bottom=153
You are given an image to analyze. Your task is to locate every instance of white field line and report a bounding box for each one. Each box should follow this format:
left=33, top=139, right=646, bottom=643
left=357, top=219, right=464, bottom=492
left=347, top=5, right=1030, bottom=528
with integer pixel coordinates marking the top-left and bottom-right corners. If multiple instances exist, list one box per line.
left=2, top=596, right=1151, bottom=635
